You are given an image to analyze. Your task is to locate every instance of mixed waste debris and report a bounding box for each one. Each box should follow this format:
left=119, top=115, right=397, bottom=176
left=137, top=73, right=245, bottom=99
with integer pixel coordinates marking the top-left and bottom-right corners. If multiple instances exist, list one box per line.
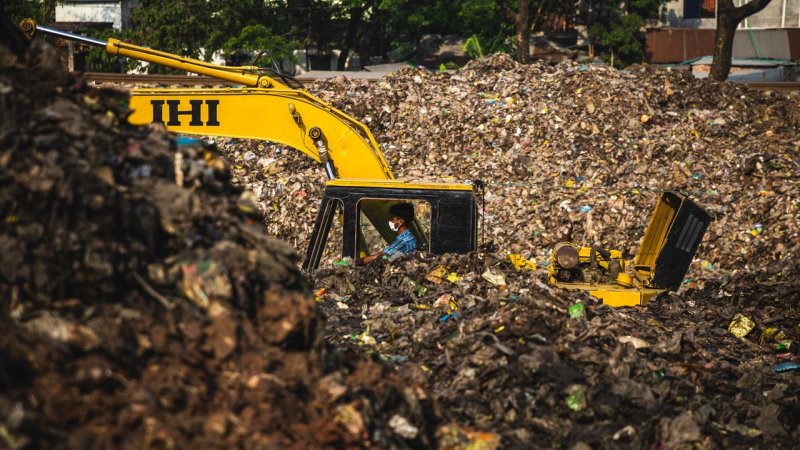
left=1, top=25, right=799, bottom=450
left=0, top=38, right=441, bottom=449
left=225, top=54, right=800, bottom=291
left=221, top=54, right=800, bottom=447
left=312, top=253, right=800, bottom=448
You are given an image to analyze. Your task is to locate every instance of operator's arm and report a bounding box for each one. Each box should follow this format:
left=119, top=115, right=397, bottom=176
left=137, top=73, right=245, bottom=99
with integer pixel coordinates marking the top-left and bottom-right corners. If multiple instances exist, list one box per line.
left=357, top=237, right=398, bottom=265
left=358, top=231, right=416, bottom=265
left=359, top=253, right=384, bottom=265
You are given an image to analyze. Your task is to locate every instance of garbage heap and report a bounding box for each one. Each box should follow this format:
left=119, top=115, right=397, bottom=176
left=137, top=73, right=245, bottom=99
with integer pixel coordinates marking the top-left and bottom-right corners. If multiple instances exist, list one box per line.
left=312, top=252, right=800, bottom=449
left=218, top=53, right=800, bottom=448
left=0, top=40, right=440, bottom=449
left=222, top=54, right=799, bottom=290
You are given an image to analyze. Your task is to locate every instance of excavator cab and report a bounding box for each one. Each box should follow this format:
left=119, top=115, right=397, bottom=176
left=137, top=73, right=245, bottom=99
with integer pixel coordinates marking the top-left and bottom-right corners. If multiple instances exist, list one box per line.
left=548, top=191, right=711, bottom=307
left=303, top=180, right=478, bottom=270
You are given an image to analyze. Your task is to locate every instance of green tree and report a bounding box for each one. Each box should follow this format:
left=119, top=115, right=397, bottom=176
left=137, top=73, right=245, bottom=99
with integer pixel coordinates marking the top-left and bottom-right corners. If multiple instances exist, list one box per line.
left=213, top=0, right=298, bottom=62
left=128, top=0, right=219, bottom=73
left=590, top=13, right=644, bottom=67
left=375, top=0, right=585, bottom=64
left=222, top=24, right=297, bottom=68
left=1, top=0, right=58, bottom=25
left=710, top=0, right=772, bottom=81
left=377, top=0, right=515, bottom=60
left=498, top=0, right=530, bottom=63
left=378, top=0, right=460, bottom=55
left=128, top=0, right=299, bottom=74
left=589, top=0, right=659, bottom=67
left=458, top=0, right=511, bottom=55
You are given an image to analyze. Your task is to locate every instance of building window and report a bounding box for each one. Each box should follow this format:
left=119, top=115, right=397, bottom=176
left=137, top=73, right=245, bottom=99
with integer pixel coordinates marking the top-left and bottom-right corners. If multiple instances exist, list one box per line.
left=684, top=0, right=716, bottom=18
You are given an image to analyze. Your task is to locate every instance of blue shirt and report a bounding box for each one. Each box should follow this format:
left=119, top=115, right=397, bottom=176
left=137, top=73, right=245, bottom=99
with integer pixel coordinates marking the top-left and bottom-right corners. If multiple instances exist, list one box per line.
left=384, top=229, right=417, bottom=256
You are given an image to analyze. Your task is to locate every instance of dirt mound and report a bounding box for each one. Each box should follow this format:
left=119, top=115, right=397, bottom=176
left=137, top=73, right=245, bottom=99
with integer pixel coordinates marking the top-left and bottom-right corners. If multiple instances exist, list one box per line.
left=0, top=40, right=438, bottom=449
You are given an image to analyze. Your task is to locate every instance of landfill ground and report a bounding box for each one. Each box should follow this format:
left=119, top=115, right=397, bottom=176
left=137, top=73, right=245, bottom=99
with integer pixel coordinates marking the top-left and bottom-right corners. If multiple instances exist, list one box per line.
left=1, top=30, right=800, bottom=450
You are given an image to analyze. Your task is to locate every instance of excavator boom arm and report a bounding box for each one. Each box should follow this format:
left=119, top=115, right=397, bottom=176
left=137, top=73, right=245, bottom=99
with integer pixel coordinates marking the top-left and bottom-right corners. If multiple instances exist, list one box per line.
left=19, top=18, right=394, bottom=180
left=129, top=87, right=394, bottom=179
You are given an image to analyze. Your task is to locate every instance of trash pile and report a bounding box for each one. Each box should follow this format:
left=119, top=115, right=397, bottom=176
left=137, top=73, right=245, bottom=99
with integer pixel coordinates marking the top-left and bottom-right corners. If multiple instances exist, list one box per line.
left=218, top=53, right=800, bottom=447
left=0, top=39, right=441, bottom=449
left=222, top=54, right=800, bottom=290
left=4, top=24, right=800, bottom=448
left=312, top=253, right=800, bottom=448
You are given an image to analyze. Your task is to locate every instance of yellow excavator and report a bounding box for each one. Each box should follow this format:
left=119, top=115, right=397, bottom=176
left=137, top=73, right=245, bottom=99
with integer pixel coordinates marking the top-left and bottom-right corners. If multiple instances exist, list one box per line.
left=19, top=19, right=479, bottom=271
left=20, top=21, right=711, bottom=307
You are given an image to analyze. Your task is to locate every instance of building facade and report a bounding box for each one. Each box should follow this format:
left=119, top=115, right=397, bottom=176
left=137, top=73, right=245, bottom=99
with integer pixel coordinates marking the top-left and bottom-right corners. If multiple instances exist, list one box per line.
left=55, top=0, right=138, bottom=30
left=648, top=0, right=800, bottom=64
left=660, top=0, right=800, bottom=29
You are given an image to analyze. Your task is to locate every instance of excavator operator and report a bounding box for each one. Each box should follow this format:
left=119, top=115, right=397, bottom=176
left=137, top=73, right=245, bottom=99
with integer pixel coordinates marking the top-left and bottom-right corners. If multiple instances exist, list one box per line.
left=358, top=203, right=417, bottom=265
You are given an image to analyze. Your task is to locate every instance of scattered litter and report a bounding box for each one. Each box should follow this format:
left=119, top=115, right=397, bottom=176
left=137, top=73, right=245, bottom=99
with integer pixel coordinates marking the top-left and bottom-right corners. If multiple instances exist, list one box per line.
left=568, top=301, right=585, bottom=319
left=772, top=363, right=800, bottom=373
left=481, top=268, right=507, bottom=286
left=729, top=313, right=756, bottom=338
left=618, top=335, right=650, bottom=349
left=566, top=386, right=587, bottom=412
left=508, top=254, right=536, bottom=271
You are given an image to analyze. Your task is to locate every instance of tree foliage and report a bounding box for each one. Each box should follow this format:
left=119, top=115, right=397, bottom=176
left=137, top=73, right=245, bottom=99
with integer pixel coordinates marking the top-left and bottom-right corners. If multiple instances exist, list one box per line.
left=588, top=0, right=659, bottom=68
left=590, top=13, right=644, bottom=67
left=127, top=0, right=299, bottom=73
left=458, top=0, right=511, bottom=55
left=374, top=0, right=455, bottom=58
left=129, top=0, right=223, bottom=73
left=39, top=0, right=663, bottom=73
left=222, top=24, right=297, bottom=68
left=0, top=0, right=57, bottom=25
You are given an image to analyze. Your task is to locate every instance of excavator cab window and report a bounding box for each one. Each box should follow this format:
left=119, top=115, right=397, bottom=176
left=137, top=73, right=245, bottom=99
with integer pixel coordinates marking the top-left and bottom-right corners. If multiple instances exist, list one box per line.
left=357, top=199, right=431, bottom=257
left=303, top=183, right=477, bottom=271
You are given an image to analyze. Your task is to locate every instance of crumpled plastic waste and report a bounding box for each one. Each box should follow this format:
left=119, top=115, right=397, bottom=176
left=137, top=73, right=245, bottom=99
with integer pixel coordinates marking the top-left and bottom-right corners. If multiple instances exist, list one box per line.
left=481, top=268, right=507, bottom=286
left=728, top=313, right=756, bottom=338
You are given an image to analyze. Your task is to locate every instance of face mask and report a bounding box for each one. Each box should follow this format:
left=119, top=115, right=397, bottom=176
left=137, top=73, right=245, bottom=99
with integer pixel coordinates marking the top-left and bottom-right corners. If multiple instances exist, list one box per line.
left=388, top=221, right=399, bottom=232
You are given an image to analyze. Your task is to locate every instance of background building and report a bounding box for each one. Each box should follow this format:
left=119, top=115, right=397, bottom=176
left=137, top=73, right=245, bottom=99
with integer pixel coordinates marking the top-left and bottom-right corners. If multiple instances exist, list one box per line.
left=55, top=0, right=138, bottom=30
left=648, top=0, right=800, bottom=67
